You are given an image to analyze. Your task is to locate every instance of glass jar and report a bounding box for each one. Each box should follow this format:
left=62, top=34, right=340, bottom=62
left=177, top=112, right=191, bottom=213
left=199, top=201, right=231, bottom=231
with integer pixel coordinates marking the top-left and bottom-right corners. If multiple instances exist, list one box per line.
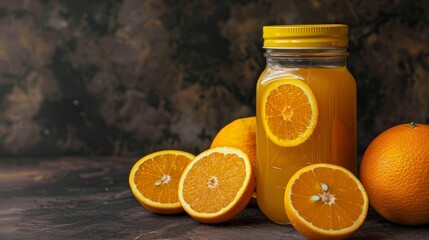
left=256, top=24, right=357, bottom=224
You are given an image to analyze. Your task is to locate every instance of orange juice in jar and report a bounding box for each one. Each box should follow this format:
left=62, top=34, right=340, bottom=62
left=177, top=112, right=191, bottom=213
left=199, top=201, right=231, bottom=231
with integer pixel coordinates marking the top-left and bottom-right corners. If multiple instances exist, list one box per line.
left=256, top=24, right=357, bottom=224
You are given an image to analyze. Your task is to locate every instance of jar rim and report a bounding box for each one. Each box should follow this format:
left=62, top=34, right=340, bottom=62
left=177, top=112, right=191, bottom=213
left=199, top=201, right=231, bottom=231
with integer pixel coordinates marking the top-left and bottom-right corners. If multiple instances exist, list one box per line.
left=263, top=24, right=349, bottom=48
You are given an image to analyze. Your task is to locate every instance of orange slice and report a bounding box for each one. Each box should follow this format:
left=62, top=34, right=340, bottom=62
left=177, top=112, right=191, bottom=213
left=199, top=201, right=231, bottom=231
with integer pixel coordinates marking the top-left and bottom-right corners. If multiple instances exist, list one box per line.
left=284, top=163, right=368, bottom=239
left=178, top=147, right=255, bottom=223
left=262, top=77, right=318, bottom=147
left=129, top=150, right=195, bottom=214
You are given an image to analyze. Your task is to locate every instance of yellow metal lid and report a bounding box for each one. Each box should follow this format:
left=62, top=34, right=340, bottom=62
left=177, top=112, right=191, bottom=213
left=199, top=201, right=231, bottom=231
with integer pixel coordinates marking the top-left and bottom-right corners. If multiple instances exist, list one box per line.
left=263, top=24, right=349, bottom=48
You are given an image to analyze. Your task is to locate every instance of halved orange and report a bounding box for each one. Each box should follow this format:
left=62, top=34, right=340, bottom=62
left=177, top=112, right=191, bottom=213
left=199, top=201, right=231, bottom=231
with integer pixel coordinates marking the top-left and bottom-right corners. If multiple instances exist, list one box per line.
left=129, top=150, right=195, bottom=214
left=284, top=163, right=368, bottom=239
left=262, top=77, right=318, bottom=147
left=178, top=147, right=255, bottom=223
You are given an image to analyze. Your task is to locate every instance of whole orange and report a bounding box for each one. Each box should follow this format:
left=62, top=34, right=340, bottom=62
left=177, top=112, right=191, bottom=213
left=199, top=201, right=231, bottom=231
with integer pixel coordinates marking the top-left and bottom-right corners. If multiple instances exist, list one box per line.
left=210, top=117, right=256, bottom=171
left=360, top=122, right=429, bottom=225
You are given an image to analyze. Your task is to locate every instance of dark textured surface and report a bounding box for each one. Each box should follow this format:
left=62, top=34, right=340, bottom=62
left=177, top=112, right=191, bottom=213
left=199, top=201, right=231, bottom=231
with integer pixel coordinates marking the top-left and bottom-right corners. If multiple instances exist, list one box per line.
left=0, top=0, right=428, bottom=156
left=1, top=157, right=428, bottom=239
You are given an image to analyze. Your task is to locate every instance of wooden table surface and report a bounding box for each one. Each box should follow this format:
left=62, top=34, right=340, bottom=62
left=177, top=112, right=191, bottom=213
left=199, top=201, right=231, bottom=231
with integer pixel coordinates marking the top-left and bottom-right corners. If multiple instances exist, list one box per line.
left=1, top=157, right=428, bottom=239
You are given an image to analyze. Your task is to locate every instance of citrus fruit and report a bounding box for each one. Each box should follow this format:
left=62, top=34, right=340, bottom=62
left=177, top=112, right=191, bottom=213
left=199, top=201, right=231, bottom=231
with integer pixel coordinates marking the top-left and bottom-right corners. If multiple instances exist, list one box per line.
left=360, top=122, right=429, bottom=225
left=210, top=116, right=256, bottom=171
left=285, top=163, right=368, bottom=240
left=262, top=77, right=318, bottom=147
left=178, top=147, right=255, bottom=223
left=129, top=150, right=195, bottom=214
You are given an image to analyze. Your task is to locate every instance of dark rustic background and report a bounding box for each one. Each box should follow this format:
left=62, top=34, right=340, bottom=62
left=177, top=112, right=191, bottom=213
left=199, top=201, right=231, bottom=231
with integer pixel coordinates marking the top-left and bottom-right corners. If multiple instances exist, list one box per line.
left=0, top=0, right=428, bottom=157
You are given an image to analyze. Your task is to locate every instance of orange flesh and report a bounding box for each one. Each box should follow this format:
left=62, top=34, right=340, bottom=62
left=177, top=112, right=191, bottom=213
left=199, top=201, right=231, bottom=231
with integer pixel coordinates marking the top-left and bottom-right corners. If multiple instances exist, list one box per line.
left=265, top=83, right=313, bottom=141
left=290, top=167, right=364, bottom=230
left=182, top=152, right=246, bottom=213
left=135, top=154, right=191, bottom=204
